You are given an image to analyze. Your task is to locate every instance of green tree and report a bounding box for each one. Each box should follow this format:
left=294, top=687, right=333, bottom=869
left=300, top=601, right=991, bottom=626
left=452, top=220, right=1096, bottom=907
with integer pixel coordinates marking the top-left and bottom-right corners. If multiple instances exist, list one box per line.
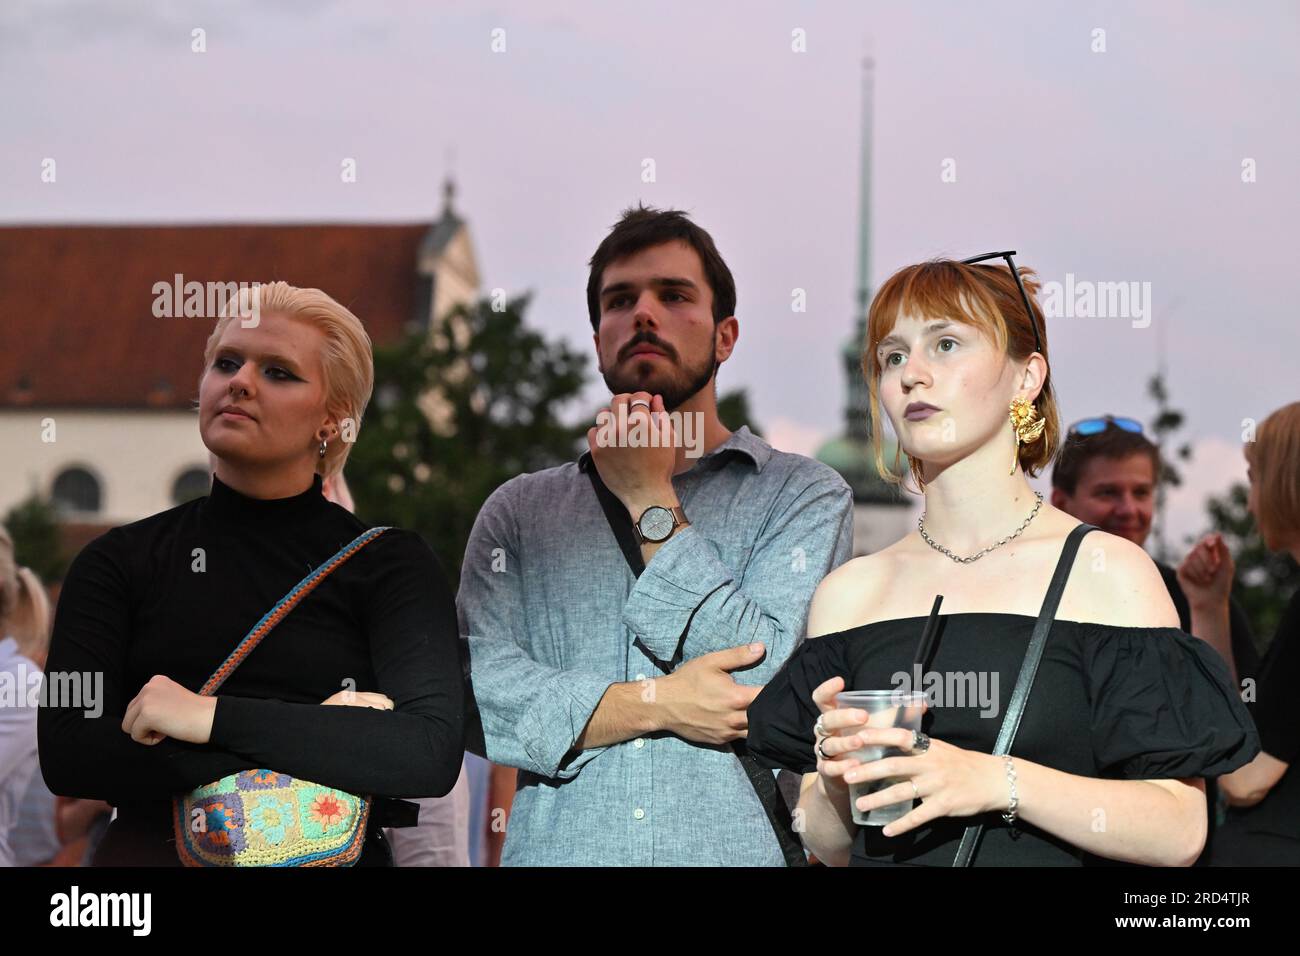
left=346, top=294, right=589, bottom=588
left=717, top=388, right=763, bottom=437
left=2, top=494, right=67, bottom=583
left=1205, top=482, right=1299, bottom=653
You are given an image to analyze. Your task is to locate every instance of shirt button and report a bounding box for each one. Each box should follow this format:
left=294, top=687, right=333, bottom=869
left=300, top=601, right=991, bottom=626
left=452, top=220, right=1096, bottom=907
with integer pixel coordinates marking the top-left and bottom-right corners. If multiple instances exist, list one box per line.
left=635, top=673, right=646, bottom=682
left=633, top=808, right=645, bottom=820
left=634, top=738, right=645, bottom=749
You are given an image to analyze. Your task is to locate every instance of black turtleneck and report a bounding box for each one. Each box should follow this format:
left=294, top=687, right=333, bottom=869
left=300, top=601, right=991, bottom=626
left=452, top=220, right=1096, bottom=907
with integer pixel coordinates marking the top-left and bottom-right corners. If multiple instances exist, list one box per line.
left=37, top=471, right=465, bottom=863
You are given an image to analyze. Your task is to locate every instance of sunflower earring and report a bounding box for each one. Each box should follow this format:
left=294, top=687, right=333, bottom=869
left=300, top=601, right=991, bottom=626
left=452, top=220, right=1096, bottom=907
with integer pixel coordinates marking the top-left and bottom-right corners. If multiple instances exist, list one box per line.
left=1008, top=397, right=1045, bottom=474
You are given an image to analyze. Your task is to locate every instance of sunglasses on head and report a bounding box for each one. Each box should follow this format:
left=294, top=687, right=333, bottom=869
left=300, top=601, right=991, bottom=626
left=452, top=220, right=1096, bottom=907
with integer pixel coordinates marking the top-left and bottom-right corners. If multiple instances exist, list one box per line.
left=1067, top=415, right=1145, bottom=438
left=959, top=250, right=1043, bottom=356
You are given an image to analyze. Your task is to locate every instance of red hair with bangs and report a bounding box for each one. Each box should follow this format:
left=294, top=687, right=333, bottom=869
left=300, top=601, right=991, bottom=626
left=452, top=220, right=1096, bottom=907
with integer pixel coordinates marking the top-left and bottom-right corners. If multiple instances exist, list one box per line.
left=861, top=258, right=1060, bottom=492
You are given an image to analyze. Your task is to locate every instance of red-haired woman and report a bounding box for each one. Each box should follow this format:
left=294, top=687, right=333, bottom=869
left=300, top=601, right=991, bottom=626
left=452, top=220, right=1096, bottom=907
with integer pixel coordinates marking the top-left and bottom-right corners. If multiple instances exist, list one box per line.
left=746, top=256, right=1259, bottom=866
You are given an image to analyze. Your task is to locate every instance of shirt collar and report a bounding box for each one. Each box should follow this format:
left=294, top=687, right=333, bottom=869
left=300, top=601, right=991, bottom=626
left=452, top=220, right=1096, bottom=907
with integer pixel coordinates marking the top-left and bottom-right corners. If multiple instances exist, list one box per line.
left=577, top=425, right=772, bottom=475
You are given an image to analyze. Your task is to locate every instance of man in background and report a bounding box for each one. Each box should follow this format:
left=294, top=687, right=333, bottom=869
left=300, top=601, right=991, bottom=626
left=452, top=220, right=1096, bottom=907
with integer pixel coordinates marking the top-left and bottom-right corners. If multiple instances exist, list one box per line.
left=1051, top=414, right=1259, bottom=866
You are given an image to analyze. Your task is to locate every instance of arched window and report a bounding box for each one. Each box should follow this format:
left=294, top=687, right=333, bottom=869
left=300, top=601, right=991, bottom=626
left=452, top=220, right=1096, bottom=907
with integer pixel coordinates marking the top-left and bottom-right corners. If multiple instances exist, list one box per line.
left=172, top=467, right=211, bottom=505
left=51, top=466, right=102, bottom=515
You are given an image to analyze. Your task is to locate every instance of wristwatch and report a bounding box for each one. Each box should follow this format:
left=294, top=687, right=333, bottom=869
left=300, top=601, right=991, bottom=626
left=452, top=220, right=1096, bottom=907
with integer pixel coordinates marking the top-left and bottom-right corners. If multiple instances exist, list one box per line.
left=633, top=504, right=689, bottom=545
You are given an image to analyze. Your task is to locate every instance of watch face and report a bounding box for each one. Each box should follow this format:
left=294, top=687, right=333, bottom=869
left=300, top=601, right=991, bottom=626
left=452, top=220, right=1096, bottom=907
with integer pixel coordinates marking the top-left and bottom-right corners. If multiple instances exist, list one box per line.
left=638, top=506, right=676, bottom=542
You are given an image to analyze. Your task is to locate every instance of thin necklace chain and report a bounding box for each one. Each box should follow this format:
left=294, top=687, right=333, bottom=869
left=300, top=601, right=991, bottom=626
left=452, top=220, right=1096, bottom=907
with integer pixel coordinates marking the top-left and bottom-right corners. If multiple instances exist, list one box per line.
left=918, top=491, right=1044, bottom=564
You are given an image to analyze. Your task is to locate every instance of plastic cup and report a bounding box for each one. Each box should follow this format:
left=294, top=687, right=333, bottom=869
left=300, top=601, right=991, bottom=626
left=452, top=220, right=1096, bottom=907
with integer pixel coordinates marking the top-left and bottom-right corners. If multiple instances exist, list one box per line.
left=833, top=690, right=926, bottom=826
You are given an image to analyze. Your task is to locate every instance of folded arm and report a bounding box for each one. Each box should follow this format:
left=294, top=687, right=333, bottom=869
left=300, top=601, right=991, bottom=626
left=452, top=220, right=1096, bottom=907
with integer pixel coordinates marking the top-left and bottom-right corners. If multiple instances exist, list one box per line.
left=621, top=473, right=854, bottom=682
left=208, top=532, right=466, bottom=798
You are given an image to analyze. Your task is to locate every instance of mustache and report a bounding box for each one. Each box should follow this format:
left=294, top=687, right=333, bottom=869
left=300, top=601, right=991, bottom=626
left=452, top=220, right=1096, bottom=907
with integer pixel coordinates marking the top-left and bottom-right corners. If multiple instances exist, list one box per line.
left=621, top=334, right=675, bottom=361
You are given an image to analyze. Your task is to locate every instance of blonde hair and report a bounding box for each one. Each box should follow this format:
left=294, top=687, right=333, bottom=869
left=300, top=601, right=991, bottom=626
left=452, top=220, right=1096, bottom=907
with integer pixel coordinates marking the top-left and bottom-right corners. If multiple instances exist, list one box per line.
left=0, top=522, right=52, bottom=663
left=201, top=281, right=375, bottom=479
left=863, top=258, right=1061, bottom=494
left=1244, top=401, right=1300, bottom=549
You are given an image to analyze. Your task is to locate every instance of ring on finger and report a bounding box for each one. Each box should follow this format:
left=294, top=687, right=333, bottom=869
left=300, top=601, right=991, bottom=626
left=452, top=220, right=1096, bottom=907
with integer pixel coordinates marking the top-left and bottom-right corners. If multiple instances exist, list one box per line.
left=911, top=730, right=931, bottom=753
left=910, top=779, right=920, bottom=800
left=629, top=398, right=651, bottom=410
left=814, top=714, right=830, bottom=739
left=816, top=737, right=833, bottom=761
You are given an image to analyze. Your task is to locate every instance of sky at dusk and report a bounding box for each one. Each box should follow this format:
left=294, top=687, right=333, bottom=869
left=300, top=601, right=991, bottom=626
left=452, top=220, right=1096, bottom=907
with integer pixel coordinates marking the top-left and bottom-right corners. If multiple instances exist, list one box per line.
left=3, top=0, right=1296, bottom=548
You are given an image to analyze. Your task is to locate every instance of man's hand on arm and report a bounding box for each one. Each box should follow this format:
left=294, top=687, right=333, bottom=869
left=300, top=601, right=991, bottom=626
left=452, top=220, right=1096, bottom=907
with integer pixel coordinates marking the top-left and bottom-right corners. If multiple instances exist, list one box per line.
left=572, top=642, right=767, bottom=750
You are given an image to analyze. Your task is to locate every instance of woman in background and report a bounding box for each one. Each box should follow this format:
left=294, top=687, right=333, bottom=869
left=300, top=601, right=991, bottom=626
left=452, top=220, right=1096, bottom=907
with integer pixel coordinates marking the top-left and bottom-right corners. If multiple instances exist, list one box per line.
left=0, top=521, right=55, bottom=866
left=1181, top=401, right=1300, bottom=866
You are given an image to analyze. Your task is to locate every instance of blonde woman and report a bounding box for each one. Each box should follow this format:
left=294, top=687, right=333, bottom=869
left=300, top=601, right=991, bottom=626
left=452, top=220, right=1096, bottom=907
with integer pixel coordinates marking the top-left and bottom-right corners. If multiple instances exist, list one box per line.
left=746, top=255, right=1259, bottom=866
left=38, top=281, right=466, bottom=865
left=1179, top=401, right=1300, bottom=865
left=0, top=522, right=53, bottom=866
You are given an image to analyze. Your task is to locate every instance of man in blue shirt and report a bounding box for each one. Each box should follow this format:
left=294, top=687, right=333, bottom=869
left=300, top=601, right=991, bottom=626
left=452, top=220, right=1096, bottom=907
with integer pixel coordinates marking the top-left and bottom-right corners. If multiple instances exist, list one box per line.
left=458, top=205, right=854, bottom=865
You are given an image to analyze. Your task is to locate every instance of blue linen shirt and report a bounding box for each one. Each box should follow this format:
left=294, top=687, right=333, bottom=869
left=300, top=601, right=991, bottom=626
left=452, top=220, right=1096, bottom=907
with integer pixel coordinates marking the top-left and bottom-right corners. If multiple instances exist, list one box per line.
left=458, top=426, right=854, bottom=865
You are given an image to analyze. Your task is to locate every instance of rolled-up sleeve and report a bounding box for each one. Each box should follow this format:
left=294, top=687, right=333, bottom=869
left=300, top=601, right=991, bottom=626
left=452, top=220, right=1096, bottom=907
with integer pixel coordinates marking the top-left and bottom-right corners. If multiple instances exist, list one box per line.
left=621, top=472, right=854, bottom=682
left=459, top=478, right=616, bottom=780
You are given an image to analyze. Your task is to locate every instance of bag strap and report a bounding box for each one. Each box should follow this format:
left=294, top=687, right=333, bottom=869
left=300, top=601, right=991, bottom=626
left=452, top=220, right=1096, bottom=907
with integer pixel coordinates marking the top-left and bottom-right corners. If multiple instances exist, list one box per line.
left=732, top=741, right=811, bottom=867
left=197, top=527, right=392, bottom=696
left=952, top=521, right=1097, bottom=866
left=585, top=463, right=809, bottom=867
left=587, top=460, right=647, bottom=576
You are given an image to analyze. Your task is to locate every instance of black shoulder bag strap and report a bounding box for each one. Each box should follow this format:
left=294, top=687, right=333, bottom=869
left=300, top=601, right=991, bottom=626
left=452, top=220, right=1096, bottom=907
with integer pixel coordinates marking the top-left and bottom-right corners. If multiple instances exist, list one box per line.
left=585, top=464, right=810, bottom=867
left=952, top=521, right=1098, bottom=866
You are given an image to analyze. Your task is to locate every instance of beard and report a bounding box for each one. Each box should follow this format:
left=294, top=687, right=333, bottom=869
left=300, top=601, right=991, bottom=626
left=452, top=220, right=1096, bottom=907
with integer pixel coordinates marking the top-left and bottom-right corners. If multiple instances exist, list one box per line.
left=602, top=328, right=718, bottom=412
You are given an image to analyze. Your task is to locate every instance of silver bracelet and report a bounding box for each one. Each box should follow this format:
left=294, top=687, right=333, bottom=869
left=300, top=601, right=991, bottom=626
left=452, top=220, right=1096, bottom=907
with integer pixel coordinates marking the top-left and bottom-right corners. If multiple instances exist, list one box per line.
left=1000, top=755, right=1019, bottom=826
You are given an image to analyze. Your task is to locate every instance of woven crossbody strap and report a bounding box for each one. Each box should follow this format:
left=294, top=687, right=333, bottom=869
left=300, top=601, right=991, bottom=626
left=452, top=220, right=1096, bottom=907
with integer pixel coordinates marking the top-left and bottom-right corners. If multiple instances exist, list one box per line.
left=197, top=526, right=392, bottom=696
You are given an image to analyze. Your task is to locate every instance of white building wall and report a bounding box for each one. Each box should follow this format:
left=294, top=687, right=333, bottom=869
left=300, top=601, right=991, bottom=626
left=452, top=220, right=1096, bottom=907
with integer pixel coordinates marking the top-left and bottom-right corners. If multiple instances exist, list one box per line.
left=0, top=409, right=210, bottom=525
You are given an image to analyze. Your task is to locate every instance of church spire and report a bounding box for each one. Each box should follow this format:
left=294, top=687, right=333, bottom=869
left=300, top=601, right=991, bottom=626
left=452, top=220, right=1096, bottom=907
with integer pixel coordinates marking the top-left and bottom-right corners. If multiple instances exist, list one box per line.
left=855, top=55, right=874, bottom=315
left=816, top=52, right=899, bottom=515
left=442, top=175, right=457, bottom=217
left=843, top=55, right=875, bottom=443
left=815, top=53, right=906, bottom=516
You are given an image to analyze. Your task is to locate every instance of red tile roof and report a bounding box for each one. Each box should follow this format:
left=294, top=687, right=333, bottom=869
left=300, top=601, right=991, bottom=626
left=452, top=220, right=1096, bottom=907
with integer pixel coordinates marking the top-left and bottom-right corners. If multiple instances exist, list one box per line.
left=0, top=223, right=429, bottom=408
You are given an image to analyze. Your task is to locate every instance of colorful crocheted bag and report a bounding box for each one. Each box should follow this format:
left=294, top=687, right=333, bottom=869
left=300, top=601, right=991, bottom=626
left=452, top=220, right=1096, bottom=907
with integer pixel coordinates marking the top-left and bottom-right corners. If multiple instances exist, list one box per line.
left=174, top=526, right=391, bottom=867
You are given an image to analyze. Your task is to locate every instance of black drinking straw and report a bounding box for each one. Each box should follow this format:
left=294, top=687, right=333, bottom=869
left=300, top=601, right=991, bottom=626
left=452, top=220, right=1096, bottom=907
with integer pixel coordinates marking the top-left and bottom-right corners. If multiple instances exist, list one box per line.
left=913, top=594, right=945, bottom=672
left=889, top=595, right=944, bottom=737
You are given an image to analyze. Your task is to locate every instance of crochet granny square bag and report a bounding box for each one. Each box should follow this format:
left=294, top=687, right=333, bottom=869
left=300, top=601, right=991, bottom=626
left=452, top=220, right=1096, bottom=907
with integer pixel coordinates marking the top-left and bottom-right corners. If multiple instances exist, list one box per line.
left=173, top=526, right=391, bottom=867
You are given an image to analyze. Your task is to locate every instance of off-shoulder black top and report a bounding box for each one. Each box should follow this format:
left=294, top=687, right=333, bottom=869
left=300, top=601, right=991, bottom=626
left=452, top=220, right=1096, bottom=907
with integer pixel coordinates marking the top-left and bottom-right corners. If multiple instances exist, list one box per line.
left=746, top=613, right=1261, bottom=866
